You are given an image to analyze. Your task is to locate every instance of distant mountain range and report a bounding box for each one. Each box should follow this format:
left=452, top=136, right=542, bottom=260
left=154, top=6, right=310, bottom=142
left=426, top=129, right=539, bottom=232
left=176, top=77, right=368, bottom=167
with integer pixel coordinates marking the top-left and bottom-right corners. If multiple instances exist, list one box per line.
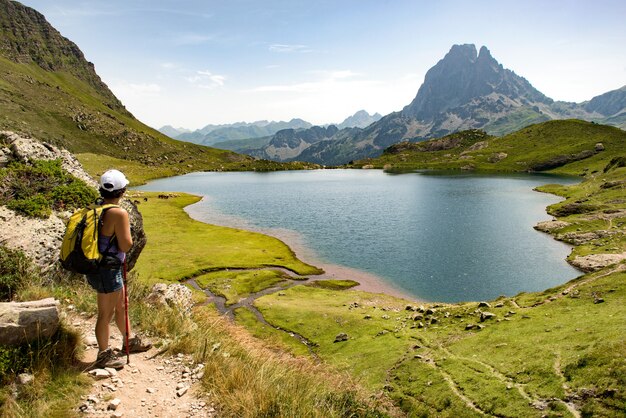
left=235, top=44, right=626, bottom=165
left=159, top=110, right=382, bottom=147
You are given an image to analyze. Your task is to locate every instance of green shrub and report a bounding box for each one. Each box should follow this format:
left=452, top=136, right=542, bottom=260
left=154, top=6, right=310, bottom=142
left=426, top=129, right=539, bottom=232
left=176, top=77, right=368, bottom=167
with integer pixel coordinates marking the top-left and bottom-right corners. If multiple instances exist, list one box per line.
left=0, top=159, right=97, bottom=218
left=7, top=194, right=51, bottom=218
left=0, top=246, right=36, bottom=301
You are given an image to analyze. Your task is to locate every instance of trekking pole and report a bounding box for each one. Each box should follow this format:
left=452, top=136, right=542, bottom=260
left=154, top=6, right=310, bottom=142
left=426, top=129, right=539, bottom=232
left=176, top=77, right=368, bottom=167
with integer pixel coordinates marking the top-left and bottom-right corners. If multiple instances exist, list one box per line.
left=123, top=259, right=131, bottom=365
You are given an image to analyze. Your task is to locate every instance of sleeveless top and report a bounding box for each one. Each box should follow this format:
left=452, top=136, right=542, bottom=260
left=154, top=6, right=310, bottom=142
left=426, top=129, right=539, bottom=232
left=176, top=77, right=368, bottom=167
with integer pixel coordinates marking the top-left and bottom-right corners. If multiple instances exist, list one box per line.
left=98, top=235, right=126, bottom=263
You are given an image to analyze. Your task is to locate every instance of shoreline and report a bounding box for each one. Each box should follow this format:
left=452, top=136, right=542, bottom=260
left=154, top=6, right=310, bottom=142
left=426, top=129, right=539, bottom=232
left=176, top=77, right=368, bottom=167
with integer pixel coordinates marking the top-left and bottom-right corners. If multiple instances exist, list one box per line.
left=184, top=196, right=418, bottom=301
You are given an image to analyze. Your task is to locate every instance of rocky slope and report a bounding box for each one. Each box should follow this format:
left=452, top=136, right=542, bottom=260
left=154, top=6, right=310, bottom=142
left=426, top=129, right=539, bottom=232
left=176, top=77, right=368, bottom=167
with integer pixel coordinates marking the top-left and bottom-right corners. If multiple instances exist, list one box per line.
left=0, top=131, right=145, bottom=272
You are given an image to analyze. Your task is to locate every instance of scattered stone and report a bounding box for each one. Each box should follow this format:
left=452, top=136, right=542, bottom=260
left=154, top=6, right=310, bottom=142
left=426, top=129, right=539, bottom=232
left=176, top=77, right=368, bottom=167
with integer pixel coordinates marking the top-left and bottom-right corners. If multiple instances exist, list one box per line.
left=595, top=142, right=605, bottom=151
left=334, top=333, right=348, bottom=343
left=425, top=308, right=436, bottom=315
left=494, top=302, right=504, bottom=308
left=594, top=297, right=605, bottom=304
left=176, top=386, right=189, bottom=397
left=381, top=314, right=390, bottom=320
left=405, top=305, right=415, bottom=311
left=411, top=313, right=423, bottom=321
left=495, top=343, right=508, bottom=348
left=89, top=369, right=111, bottom=380
left=147, top=387, right=156, bottom=394
left=417, top=322, right=424, bottom=329
left=562, top=290, right=570, bottom=295
left=430, top=317, right=438, bottom=324
left=104, top=367, right=118, bottom=377
left=480, top=312, right=496, bottom=322
left=108, top=398, right=121, bottom=411
left=146, top=283, right=193, bottom=315
left=17, top=373, right=34, bottom=385
left=84, top=336, right=98, bottom=346
left=478, top=302, right=491, bottom=308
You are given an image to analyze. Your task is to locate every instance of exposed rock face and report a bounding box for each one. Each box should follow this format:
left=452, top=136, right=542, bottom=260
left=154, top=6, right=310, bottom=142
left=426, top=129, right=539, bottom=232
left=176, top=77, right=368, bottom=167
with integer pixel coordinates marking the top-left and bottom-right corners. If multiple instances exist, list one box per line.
left=146, top=284, right=193, bottom=315
left=0, top=131, right=146, bottom=272
left=570, top=253, right=626, bottom=272
left=402, top=44, right=551, bottom=121
left=0, top=298, right=60, bottom=345
left=583, top=85, right=626, bottom=117
left=1, top=131, right=96, bottom=187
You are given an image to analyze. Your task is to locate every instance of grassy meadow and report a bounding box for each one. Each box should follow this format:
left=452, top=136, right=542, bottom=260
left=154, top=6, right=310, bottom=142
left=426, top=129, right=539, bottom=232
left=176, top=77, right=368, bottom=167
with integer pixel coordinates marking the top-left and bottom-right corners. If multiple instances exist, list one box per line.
left=126, top=159, right=625, bottom=416
left=351, top=119, right=626, bottom=176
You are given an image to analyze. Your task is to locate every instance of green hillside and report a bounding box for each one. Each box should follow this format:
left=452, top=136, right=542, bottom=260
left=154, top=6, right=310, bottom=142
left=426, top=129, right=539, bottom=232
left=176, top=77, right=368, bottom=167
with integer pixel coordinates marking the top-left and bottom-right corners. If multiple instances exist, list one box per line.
left=351, top=119, right=626, bottom=175
left=0, top=1, right=315, bottom=183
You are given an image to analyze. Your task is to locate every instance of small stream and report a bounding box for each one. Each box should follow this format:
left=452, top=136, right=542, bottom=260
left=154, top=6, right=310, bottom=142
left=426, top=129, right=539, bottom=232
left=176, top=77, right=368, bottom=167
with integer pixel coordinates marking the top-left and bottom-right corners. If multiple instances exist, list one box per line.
left=185, top=269, right=321, bottom=360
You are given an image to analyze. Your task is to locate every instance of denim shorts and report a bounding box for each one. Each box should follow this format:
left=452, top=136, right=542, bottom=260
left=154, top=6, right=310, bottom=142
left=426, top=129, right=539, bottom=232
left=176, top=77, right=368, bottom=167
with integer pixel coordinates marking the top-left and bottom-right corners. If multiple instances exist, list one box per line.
left=86, top=268, right=123, bottom=294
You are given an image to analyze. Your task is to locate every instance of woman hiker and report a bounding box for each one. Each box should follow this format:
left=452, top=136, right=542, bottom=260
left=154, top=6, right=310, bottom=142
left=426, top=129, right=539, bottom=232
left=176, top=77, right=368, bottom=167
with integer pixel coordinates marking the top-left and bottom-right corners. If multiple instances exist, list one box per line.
left=88, top=169, right=151, bottom=369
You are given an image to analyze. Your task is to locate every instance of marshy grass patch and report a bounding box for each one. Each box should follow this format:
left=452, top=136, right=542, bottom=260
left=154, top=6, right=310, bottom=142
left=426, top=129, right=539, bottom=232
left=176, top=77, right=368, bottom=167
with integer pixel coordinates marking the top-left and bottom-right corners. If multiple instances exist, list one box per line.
left=132, top=192, right=322, bottom=284
left=195, top=269, right=290, bottom=305
left=306, top=279, right=360, bottom=290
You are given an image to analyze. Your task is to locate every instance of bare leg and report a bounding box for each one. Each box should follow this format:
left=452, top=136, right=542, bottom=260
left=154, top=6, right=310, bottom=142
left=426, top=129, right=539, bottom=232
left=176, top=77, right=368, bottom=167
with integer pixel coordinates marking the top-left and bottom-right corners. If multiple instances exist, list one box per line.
left=95, top=290, right=122, bottom=352
left=114, top=285, right=131, bottom=338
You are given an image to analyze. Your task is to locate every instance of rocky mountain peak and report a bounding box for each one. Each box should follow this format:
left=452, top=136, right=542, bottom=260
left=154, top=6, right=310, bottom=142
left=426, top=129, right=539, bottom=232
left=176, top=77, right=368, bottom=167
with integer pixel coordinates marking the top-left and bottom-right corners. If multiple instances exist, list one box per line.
left=402, top=44, right=551, bottom=121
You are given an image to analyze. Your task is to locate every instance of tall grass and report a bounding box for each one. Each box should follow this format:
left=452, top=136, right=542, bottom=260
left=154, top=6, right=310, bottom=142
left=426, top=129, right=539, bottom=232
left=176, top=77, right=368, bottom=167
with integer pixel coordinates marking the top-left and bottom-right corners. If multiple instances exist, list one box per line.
left=130, top=279, right=395, bottom=418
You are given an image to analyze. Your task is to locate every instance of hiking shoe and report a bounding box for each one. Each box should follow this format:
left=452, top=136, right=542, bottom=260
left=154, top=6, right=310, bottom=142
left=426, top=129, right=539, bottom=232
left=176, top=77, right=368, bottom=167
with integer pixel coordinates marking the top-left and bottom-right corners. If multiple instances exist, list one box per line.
left=121, top=335, right=152, bottom=353
left=94, top=348, right=124, bottom=370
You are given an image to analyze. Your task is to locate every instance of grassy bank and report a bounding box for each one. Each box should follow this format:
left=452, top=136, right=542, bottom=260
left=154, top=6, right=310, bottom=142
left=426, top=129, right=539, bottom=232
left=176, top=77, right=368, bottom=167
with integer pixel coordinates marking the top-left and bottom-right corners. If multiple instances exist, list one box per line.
left=351, top=120, right=626, bottom=176
left=131, top=192, right=322, bottom=286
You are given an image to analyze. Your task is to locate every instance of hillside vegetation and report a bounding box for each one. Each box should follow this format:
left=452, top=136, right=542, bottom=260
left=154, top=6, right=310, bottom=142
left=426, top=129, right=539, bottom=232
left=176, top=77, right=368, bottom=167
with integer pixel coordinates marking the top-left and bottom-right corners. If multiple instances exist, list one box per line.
left=0, top=1, right=316, bottom=183
left=351, top=119, right=626, bottom=175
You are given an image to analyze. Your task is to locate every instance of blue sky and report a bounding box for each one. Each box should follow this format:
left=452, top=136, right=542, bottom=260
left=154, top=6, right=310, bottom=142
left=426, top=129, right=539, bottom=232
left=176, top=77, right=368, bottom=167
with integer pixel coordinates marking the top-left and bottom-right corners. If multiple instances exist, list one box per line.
left=20, top=0, right=626, bottom=130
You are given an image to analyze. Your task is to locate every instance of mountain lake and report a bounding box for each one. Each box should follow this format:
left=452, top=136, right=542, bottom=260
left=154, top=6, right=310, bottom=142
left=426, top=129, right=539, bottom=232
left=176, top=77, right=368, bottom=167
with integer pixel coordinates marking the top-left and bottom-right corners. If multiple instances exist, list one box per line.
left=136, top=169, right=581, bottom=302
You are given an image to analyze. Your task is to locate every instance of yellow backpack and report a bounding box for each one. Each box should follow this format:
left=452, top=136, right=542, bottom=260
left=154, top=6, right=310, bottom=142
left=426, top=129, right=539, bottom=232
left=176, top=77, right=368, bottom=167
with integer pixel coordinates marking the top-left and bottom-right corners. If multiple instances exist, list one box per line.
left=60, top=203, right=119, bottom=274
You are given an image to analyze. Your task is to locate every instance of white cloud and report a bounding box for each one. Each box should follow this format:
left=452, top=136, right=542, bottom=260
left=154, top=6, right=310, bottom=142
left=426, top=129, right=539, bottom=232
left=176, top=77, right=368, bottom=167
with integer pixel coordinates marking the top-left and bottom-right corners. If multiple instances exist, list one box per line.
left=186, top=70, right=227, bottom=89
left=269, top=44, right=311, bottom=53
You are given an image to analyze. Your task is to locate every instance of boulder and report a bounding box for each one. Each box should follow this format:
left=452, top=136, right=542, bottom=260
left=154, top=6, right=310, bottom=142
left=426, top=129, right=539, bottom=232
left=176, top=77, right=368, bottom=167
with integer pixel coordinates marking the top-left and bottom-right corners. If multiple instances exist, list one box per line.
left=595, top=143, right=605, bottom=151
left=0, top=298, right=60, bottom=346
left=488, top=152, right=508, bottom=163
left=570, top=252, right=626, bottom=272
left=146, top=283, right=193, bottom=314
left=480, top=311, right=496, bottom=322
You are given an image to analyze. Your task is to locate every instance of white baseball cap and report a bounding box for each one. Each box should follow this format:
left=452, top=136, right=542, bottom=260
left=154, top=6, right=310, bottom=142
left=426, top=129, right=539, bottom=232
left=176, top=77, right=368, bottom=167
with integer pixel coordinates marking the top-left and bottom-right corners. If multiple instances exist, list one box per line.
left=100, top=169, right=129, bottom=191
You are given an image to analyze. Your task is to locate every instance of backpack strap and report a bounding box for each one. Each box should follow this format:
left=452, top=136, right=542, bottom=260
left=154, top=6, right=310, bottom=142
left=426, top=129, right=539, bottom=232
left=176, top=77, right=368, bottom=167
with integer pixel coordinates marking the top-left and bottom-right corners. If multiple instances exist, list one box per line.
left=96, top=203, right=121, bottom=254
